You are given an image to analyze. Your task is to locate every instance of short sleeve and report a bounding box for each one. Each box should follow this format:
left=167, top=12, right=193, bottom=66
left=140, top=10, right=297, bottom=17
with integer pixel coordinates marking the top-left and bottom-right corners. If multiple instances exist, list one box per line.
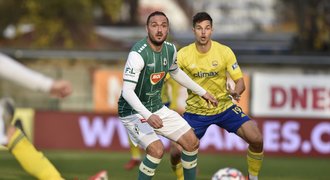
left=122, top=51, right=144, bottom=83
left=225, top=47, right=243, bottom=81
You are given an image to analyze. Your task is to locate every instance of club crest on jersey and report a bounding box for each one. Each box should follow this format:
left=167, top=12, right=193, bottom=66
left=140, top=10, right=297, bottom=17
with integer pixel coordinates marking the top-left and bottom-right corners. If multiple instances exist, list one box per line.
left=163, top=58, right=167, bottom=66
left=150, top=71, right=165, bottom=85
left=212, top=60, right=218, bottom=67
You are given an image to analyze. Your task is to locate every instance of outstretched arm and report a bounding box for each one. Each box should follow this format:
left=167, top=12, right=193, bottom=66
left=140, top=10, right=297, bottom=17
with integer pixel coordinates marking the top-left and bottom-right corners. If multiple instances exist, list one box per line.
left=0, top=53, right=53, bottom=93
left=0, top=53, right=72, bottom=98
left=169, top=68, right=218, bottom=107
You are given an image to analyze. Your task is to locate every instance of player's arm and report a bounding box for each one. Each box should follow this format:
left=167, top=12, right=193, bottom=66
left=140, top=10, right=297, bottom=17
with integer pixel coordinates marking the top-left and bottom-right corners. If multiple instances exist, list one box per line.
left=234, top=78, right=245, bottom=95
left=225, top=47, right=245, bottom=102
left=0, top=53, right=72, bottom=98
left=169, top=67, right=218, bottom=107
left=0, top=53, right=53, bottom=92
left=227, top=77, right=245, bottom=102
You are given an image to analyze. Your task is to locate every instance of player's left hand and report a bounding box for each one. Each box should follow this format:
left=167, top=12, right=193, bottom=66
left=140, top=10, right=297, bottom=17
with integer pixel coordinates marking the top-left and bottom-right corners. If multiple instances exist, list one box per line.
left=202, top=92, right=218, bottom=107
left=227, top=83, right=241, bottom=102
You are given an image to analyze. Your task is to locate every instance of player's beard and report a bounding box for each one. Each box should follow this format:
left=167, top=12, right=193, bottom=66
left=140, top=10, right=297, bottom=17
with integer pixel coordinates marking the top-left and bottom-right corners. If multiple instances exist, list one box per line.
left=149, top=33, right=167, bottom=46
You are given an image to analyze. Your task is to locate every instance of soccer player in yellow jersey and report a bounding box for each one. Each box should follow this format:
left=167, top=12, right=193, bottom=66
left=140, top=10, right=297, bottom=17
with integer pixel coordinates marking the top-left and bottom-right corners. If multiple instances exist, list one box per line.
left=172, top=12, right=264, bottom=180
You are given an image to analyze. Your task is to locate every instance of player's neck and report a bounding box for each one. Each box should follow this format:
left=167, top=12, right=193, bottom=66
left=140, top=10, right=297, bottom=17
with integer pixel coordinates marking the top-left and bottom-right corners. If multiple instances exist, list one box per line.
left=195, top=41, right=211, bottom=54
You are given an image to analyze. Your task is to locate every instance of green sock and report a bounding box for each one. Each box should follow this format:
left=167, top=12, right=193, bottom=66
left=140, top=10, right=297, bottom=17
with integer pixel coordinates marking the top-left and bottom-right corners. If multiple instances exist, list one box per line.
left=138, top=154, right=161, bottom=180
left=181, top=150, right=198, bottom=180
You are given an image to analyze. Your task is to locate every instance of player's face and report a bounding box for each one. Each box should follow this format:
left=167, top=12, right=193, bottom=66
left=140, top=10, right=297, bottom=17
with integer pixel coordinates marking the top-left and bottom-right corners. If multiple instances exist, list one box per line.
left=146, top=15, right=169, bottom=46
left=193, top=20, right=213, bottom=46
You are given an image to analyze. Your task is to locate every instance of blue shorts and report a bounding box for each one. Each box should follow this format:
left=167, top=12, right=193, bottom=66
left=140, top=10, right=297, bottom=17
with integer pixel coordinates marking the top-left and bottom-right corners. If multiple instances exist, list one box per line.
left=183, top=105, right=250, bottom=139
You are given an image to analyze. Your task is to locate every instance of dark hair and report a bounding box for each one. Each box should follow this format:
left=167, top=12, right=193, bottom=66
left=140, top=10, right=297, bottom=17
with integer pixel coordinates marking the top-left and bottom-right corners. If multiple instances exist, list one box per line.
left=146, top=11, right=169, bottom=25
left=192, top=12, right=213, bottom=27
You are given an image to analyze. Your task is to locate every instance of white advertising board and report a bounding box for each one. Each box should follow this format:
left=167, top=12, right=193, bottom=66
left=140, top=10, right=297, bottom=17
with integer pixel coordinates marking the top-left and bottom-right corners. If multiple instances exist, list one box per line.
left=251, top=73, right=330, bottom=118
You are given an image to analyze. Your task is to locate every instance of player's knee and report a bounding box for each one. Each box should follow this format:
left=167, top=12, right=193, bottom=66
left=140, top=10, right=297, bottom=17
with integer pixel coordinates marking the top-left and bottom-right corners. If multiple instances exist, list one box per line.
left=187, top=138, right=199, bottom=152
left=146, top=141, right=165, bottom=159
left=153, top=148, right=164, bottom=159
left=250, top=134, right=263, bottom=150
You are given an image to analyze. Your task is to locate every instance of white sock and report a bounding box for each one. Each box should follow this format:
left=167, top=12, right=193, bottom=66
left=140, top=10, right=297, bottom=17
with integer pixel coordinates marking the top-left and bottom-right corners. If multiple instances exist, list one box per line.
left=249, top=174, right=258, bottom=180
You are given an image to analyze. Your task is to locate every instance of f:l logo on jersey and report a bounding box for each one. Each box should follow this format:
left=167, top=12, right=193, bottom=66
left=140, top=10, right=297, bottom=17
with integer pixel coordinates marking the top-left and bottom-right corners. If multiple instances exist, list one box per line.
left=150, top=71, right=165, bottom=85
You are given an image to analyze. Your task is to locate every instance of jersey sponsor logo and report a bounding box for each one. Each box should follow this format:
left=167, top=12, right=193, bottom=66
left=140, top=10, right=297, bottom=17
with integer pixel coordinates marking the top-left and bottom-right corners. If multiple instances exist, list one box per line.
left=124, top=67, right=135, bottom=76
left=232, top=62, right=239, bottom=70
left=150, top=71, right=165, bottom=85
left=193, top=71, right=219, bottom=78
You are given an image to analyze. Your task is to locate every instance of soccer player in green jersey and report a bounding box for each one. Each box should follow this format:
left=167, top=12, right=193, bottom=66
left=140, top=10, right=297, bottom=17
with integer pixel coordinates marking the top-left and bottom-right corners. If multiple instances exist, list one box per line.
left=118, top=11, right=218, bottom=180
left=170, top=12, right=264, bottom=180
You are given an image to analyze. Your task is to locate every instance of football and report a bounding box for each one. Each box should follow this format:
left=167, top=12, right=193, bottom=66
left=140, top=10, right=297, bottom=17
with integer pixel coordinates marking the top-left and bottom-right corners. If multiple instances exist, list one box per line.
left=211, top=167, right=245, bottom=180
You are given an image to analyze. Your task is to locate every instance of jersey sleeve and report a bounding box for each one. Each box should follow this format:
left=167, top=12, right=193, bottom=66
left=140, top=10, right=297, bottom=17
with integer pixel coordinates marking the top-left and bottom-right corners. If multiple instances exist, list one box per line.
left=225, top=47, right=243, bottom=81
left=122, top=51, right=144, bottom=83
left=0, top=53, right=54, bottom=93
left=169, top=45, right=178, bottom=71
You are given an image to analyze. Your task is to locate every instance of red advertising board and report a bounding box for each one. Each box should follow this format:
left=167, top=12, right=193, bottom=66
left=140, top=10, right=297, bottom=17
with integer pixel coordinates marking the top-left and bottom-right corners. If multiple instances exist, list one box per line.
left=34, top=111, right=330, bottom=157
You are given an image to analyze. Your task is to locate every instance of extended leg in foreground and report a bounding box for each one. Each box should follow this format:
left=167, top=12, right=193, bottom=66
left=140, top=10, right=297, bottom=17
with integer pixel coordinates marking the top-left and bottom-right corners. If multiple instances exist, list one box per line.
left=0, top=98, right=63, bottom=180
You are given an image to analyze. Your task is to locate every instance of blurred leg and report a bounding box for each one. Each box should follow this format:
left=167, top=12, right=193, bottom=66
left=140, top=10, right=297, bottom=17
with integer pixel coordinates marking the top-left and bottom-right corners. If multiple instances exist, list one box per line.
left=124, top=138, right=142, bottom=170
left=1, top=97, right=63, bottom=180
left=170, top=142, right=184, bottom=180
left=8, top=128, right=63, bottom=180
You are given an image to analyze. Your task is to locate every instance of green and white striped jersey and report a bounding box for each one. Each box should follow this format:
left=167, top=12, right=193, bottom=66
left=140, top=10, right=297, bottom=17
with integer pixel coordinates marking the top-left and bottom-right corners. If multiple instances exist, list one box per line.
left=118, top=37, right=177, bottom=117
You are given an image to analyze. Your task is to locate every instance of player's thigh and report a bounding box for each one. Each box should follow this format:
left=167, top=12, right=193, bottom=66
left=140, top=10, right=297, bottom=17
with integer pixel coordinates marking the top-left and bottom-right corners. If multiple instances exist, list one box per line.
left=218, top=105, right=250, bottom=133
left=120, top=114, right=159, bottom=149
left=183, top=112, right=210, bottom=139
left=155, top=106, right=191, bottom=142
left=236, top=120, right=263, bottom=144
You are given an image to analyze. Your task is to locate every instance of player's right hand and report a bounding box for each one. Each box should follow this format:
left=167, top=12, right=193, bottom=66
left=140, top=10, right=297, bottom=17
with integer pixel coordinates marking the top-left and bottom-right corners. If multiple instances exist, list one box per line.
left=50, top=80, right=73, bottom=98
left=147, top=114, right=163, bottom=129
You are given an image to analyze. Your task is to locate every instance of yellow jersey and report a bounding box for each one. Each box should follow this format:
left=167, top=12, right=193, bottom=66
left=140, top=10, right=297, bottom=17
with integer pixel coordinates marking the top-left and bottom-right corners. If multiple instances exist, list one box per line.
left=177, top=41, right=243, bottom=115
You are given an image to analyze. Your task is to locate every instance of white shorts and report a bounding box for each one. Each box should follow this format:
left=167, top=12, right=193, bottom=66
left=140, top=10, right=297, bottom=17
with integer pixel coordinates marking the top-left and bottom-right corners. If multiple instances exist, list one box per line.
left=120, top=106, right=191, bottom=149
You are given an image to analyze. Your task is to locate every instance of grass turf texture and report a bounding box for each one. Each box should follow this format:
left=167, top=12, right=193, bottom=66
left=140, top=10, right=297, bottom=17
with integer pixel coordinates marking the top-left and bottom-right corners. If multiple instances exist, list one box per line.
left=0, top=150, right=329, bottom=180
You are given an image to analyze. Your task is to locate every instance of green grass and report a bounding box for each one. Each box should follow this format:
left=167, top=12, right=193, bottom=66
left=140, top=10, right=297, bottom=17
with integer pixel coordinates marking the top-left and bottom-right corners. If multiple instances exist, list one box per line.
left=0, top=150, right=329, bottom=180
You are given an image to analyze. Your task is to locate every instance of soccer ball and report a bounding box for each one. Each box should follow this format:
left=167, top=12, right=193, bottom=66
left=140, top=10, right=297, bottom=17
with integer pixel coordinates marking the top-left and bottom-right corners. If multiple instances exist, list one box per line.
left=211, top=167, right=245, bottom=180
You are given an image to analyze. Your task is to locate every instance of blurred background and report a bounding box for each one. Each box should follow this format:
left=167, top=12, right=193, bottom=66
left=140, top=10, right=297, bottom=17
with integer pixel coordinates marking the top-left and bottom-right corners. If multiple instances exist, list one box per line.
left=0, top=0, right=329, bottom=179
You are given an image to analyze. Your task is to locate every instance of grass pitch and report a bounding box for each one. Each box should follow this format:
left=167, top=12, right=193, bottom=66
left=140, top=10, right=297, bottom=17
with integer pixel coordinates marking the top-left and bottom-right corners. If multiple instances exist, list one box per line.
left=0, top=150, right=329, bottom=180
